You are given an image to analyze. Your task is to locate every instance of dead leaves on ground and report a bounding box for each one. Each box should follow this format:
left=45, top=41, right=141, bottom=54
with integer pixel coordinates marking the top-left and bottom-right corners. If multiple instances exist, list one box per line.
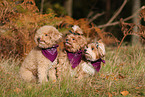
left=120, top=91, right=129, bottom=96
left=14, top=87, right=21, bottom=93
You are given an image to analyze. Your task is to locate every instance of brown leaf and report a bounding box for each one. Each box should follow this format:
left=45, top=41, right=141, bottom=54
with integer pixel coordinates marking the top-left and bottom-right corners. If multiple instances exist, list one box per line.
left=14, top=87, right=21, bottom=93
left=135, top=87, right=142, bottom=89
left=108, top=92, right=112, bottom=97
left=120, top=91, right=129, bottom=96
left=118, top=74, right=125, bottom=79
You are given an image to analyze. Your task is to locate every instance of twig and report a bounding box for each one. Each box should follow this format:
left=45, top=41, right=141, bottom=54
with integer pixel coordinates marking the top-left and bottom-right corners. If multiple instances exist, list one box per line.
left=116, top=24, right=134, bottom=52
left=102, top=0, right=127, bottom=31
left=98, top=15, right=134, bottom=28
left=88, top=12, right=105, bottom=24
left=87, top=11, right=94, bottom=19
left=86, top=0, right=98, bottom=18
left=98, top=6, right=143, bottom=28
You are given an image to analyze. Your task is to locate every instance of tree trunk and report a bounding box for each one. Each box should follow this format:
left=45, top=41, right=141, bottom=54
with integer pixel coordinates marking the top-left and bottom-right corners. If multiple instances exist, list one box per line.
left=132, top=0, right=141, bottom=45
left=64, top=0, right=73, bottom=17
left=40, top=0, right=45, bottom=14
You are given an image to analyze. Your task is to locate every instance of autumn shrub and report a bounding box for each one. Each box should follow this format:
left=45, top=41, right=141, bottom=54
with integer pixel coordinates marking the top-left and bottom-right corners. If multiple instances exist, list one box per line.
left=0, top=0, right=62, bottom=58
left=1, top=0, right=145, bottom=60
left=0, top=0, right=119, bottom=59
left=61, top=16, right=119, bottom=44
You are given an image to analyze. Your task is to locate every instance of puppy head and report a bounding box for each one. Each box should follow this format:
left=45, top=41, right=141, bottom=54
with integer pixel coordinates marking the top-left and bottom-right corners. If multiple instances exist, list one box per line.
left=72, top=25, right=83, bottom=35
left=34, top=25, right=62, bottom=48
left=64, top=34, right=87, bottom=52
left=84, top=40, right=105, bottom=61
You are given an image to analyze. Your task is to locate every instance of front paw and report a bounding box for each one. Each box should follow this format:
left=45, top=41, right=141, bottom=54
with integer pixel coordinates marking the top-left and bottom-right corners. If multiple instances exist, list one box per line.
left=39, top=78, right=48, bottom=84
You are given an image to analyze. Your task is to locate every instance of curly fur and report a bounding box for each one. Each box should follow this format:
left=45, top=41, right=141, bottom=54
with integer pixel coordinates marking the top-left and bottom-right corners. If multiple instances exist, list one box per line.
left=19, top=25, right=62, bottom=84
left=58, top=37, right=106, bottom=80
left=82, top=40, right=106, bottom=75
left=57, top=25, right=87, bottom=80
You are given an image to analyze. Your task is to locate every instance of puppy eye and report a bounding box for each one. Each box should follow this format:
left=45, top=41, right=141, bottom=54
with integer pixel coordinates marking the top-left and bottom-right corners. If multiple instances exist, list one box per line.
left=72, top=38, right=75, bottom=40
left=96, top=45, right=99, bottom=49
left=45, top=34, right=48, bottom=36
left=66, top=39, right=69, bottom=41
left=92, top=47, right=94, bottom=50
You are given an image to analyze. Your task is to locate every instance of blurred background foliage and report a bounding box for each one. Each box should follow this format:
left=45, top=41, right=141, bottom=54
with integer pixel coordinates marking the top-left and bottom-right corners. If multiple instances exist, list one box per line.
left=0, top=0, right=145, bottom=58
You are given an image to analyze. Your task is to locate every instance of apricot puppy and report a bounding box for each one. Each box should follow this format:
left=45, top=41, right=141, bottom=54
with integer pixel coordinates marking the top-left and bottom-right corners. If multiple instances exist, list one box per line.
left=57, top=25, right=87, bottom=79
left=19, top=25, right=62, bottom=84
left=82, top=40, right=105, bottom=75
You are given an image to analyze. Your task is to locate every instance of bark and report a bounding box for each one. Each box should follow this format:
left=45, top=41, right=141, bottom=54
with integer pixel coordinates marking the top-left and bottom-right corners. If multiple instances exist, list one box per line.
left=40, top=0, right=45, bottom=14
left=132, top=0, right=141, bottom=45
left=64, top=0, right=73, bottom=17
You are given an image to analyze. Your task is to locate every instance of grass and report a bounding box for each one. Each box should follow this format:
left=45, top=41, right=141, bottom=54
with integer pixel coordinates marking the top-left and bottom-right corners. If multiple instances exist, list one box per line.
left=0, top=46, right=145, bottom=97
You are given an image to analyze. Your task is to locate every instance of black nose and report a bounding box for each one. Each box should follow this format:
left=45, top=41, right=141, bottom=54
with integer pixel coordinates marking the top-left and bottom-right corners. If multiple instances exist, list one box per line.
left=37, top=37, right=40, bottom=42
left=84, top=49, right=87, bottom=52
left=66, top=39, right=68, bottom=41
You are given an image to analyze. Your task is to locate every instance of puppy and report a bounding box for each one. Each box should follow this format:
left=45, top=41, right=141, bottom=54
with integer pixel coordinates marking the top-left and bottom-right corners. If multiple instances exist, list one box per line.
left=19, top=25, right=62, bottom=84
left=81, top=40, right=105, bottom=75
left=57, top=25, right=87, bottom=79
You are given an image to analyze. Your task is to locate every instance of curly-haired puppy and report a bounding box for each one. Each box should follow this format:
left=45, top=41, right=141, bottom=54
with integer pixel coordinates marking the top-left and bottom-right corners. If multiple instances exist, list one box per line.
left=57, top=25, right=87, bottom=79
left=20, top=25, right=62, bottom=84
left=82, top=40, right=105, bottom=75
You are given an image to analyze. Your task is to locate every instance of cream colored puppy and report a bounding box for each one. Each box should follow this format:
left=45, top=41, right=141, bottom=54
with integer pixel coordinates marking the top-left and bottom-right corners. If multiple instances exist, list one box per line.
left=20, top=25, right=62, bottom=84
left=82, top=40, right=105, bottom=75
left=57, top=25, right=87, bottom=79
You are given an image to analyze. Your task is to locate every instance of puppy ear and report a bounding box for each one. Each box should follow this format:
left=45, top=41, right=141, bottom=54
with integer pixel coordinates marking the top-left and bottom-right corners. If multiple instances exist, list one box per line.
left=72, top=25, right=83, bottom=35
left=98, top=39, right=103, bottom=43
left=97, top=41, right=105, bottom=57
left=57, top=30, right=62, bottom=38
left=53, top=28, right=62, bottom=40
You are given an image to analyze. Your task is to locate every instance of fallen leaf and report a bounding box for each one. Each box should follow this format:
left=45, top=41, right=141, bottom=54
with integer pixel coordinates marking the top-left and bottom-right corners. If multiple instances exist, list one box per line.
left=135, top=87, right=141, bottom=89
left=119, top=63, right=124, bottom=66
left=108, top=92, right=112, bottom=97
left=112, top=92, right=117, bottom=96
left=121, top=91, right=129, bottom=96
left=14, top=87, right=21, bottom=93
left=106, top=75, right=109, bottom=79
left=114, top=77, right=118, bottom=81
left=118, top=74, right=125, bottom=79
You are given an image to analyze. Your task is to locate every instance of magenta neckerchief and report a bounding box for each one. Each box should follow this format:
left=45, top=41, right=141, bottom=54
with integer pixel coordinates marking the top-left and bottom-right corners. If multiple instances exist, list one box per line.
left=91, top=58, right=105, bottom=72
left=67, top=50, right=83, bottom=68
left=42, top=45, right=58, bottom=62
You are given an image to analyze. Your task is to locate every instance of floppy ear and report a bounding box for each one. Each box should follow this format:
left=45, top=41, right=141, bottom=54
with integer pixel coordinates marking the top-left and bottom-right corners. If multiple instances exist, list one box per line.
left=98, top=39, right=103, bottom=43
left=34, top=29, right=40, bottom=45
left=72, top=25, right=83, bottom=35
left=58, top=31, right=62, bottom=39
left=52, top=28, right=62, bottom=40
left=97, top=40, right=105, bottom=57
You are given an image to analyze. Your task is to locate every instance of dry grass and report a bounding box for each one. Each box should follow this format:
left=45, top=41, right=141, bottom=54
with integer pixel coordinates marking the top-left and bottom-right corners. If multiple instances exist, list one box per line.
left=0, top=46, right=144, bottom=97
left=0, top=1, right=145, bottom=96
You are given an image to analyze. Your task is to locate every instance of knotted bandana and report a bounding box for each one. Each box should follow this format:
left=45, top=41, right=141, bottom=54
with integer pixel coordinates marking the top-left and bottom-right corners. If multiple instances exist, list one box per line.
left=67, top=50, right=83, bottom=68
left=91, top=58, right=105, bottom=72
left=42, top=45, right=58, bottom=62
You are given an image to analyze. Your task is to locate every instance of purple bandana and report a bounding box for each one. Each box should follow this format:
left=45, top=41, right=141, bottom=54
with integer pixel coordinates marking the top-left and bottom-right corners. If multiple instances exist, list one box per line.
left=42, top=45, right=58, bottom=62
left=67, top=50, right=83, bottom=68
left=91, top=58, right=105, bottom=72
